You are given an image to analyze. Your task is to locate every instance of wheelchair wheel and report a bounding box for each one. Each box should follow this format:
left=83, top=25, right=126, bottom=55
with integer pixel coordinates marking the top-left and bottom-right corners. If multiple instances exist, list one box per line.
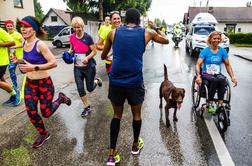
left=217, top=108, right=228, bottom=132
left=225, top=79, right=231, bottom=105
left=191, top=76, right=201, bottom=108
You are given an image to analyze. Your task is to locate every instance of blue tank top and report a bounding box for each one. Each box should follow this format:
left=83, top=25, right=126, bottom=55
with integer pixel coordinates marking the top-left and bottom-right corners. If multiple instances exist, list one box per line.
left=110, top=26, right=145, bottom=87
left=23, top=40, right=47, bottom=64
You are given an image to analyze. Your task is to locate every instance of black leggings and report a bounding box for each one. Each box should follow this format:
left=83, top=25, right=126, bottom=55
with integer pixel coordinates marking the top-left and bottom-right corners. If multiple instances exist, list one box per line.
left=24, top=77, right=62, bottom=134
left=202, top=74, right=226, bottom=101
left=74, top=66, right=96, bottom=97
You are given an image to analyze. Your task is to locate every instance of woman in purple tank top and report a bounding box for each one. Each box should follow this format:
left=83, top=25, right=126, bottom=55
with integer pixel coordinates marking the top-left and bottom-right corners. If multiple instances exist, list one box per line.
left=13, top=16, right=72, bottom=149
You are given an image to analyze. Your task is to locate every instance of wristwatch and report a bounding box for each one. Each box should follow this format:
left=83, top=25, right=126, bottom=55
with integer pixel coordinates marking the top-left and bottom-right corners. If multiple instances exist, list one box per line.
left=34, top=66, right=40, bottom=71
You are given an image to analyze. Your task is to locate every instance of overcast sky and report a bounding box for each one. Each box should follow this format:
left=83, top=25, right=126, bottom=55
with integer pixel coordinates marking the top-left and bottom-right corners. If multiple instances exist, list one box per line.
left=38, top=0, right=250, bottom=24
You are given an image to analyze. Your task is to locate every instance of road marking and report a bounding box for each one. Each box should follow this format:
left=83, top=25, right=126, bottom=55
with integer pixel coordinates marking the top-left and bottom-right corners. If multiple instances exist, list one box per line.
left=204, top=115, right=235, bottom=166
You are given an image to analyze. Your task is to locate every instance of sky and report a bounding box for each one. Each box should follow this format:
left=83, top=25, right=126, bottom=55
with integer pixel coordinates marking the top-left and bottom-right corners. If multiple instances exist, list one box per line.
left=38, top=0, right=250, bottom=24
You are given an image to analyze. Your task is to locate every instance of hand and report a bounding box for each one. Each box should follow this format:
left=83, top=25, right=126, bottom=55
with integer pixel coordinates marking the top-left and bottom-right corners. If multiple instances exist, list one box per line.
left=10, top=55, right=18, bottom=63
left=148, top=21, right=157, bottom=30
left=18, top=60, right=35, bottom=73
left=82, top=57, right=89, bottom=64
left=231, top=77, right=237, bottom=87
left=195, top=76, right=202, bottom=85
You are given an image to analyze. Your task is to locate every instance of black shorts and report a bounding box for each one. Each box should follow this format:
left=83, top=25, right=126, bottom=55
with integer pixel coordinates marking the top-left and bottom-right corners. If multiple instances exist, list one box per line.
left=0, top=65, right=7, bottom=78
left=108, top=84, right=145, bottom=106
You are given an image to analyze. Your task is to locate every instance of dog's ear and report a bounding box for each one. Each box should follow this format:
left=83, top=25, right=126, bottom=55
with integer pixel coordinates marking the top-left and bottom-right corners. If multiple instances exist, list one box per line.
left=182, top=88, right=185, bottom=95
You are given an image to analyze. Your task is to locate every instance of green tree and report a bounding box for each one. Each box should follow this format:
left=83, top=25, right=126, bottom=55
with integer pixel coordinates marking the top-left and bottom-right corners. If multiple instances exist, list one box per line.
left=34, top=0, right=44, bottom=22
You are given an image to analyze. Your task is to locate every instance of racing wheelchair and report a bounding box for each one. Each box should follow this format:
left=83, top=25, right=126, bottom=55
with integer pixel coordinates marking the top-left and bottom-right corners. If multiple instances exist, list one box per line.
left=191, top=74, right=231, bottom=132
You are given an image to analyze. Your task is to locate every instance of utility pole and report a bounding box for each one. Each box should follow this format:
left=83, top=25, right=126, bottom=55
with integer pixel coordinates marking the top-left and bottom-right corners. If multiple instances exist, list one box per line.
left=206, top=0, right=209, bottom=7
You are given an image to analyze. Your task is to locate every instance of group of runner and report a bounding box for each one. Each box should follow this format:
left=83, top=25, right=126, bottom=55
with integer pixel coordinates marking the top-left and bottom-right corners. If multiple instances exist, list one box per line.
left=0, top=8, right=169, bottom=165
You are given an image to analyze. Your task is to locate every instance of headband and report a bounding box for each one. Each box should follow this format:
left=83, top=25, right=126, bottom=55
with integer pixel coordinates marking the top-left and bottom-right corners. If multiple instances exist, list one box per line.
left=18, top=16, right=39, bottom=32
left=4, top=20, right=14, bottom=26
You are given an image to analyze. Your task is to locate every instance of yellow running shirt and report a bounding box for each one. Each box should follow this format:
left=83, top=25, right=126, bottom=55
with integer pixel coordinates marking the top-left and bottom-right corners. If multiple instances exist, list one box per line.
left=9, top=31, right=23, bottom=58
left=99, top=25, right=112, bottom=44
left=0, top=27, right=13, bottom=66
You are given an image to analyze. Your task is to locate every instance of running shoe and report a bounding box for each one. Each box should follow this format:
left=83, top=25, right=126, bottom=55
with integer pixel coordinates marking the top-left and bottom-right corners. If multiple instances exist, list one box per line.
left=12, top=94, right=21, bottom=106
left=59, top=92, right=71, bottom=106
left=106, top=152, right=120, bottom=166
left=106, top=155, right=115, bottom=166
left=2, top=95, right=20, bottom=106
left=208, top=105, right=216, bottom=114
left=131, top=137, right=144, bottom=155
left=114, top=152, right=120, bottom=164
left=32, top=132, right=51, bottom=149
left=81, top=106, right=90, bottom=117
left=95, top=77, right=103, bottom=87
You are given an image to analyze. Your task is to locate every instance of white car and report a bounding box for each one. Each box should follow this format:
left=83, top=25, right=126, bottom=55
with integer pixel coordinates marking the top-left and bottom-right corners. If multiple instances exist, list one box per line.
left=52, top=26, right=73, bottom=48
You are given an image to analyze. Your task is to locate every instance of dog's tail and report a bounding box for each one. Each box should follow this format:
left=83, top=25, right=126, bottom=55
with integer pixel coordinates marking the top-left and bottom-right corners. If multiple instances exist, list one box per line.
left=164, top=64, right=168, bottom=80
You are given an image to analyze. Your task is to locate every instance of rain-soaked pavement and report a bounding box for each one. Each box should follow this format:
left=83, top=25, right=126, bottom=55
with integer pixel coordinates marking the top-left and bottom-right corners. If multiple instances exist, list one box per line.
left=1, top=38, right=252, bottom=165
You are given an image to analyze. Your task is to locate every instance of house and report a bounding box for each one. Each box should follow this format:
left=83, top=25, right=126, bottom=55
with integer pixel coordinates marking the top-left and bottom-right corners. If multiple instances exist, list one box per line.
left=0, top=0, right=35, bottom=27
left=183, top=7, right=252, bottom=33
left=41, top=8, right=72, bottom=38
left=42, top=8, right=71, bottom=27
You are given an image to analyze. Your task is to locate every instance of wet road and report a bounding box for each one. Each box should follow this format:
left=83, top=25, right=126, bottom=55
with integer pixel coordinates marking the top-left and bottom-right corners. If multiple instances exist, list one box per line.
left=0, top=39, right=252, bottom=166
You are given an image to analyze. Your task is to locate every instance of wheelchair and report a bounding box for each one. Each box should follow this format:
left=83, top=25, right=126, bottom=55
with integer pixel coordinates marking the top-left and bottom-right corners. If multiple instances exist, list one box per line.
left=191, top=74, right=231, bottom=132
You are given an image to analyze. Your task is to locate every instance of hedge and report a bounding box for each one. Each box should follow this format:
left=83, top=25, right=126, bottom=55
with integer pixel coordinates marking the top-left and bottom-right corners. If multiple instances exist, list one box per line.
left=228, top=33, right=252, bottom=44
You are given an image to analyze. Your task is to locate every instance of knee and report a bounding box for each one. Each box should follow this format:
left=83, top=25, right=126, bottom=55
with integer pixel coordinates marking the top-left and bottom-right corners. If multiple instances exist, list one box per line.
left=113, top=114, right=122, bottom=119
left=86, top=86, right=95, bottom=93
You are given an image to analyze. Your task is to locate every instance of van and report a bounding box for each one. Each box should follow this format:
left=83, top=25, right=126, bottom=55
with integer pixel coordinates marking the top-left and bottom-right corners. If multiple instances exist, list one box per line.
left=52, top=26, right=74, bottom=48
left=185, top=13, right=229, bottom=56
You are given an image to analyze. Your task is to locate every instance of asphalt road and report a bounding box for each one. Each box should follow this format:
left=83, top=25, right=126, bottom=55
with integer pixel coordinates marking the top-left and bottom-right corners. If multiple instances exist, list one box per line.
left=0, top=38, right=251, bottom=166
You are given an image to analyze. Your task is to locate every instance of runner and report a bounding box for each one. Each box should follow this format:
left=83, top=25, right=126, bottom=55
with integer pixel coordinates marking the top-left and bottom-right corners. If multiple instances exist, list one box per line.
left=0, top=27, right=20, bottom=106
left=68, top=16, right=102, bottom=117
left=17, top=16, right=72, bottom=148
left=98, top=16, right=111, bottom=36
left=5, top=20, right=23, bottom=97
left=101, top=8, right=169, bottom=165
left=96, top=12, right=121, bottom=75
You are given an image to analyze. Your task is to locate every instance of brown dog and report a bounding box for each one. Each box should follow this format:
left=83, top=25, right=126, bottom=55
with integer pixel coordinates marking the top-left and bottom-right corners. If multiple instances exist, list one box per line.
left=159, top=64, right=185, bottom=127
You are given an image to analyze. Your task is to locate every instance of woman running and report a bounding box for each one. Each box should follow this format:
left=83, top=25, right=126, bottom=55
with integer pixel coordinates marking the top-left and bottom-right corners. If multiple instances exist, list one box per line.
left=68, top=17, right=102, bottom=117
left=17, top=16, right=71, bottom=148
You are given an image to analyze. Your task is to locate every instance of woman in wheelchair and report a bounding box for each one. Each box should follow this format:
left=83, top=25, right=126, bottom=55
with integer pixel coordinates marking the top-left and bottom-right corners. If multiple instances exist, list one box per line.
left=195, top=31, right=238, bottom=114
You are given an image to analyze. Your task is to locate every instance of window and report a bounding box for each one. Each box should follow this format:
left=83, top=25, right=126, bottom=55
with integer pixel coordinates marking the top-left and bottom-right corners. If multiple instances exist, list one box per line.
left=194, top=27, right=215, bottom=35
left=238, top=28, right=241, bottom=32
left=60, top=28, right=70, bottom=36
left=51, top=16, right=58, bottom=22
left=14, top=0, right=23, bottom=8
left=225, top=24, right=236, bottom=33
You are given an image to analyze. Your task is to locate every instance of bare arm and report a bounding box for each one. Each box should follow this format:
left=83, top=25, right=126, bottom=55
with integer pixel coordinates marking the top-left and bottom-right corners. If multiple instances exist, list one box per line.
left=68, top=44, right=73, bottom=54
left=96, top=37, right=105, bottom=51
left=82, top=44, right=97, bottom=64
left=145, top=29, right=169, bottom=45
left=195, top=58, right=204, bottom=85
left=223, top=58, right=237, bottom=87
left=0, top=41, right=15, bottom=47
left=101, top=31, right=113, bottom=60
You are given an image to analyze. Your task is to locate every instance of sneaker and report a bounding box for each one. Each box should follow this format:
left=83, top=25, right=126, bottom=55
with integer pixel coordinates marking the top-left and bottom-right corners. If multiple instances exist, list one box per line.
left=12, top=94, right=21, bottom=106
left=131, top=137, right=144, bottom=155
left=32, top=132, right=51, bottom=149
left=2, top=95, right=18, bottom=106
left=95, top=77, right=102, bottom=87
left=59, top=92, right=71, bottom=106
left=114, top=152, right=120, bottom=164
left=106, top=155, right=115, bottom=166
left=81, top=106, right=90, bottom=117
left=208, top=105, right=216, bottom=114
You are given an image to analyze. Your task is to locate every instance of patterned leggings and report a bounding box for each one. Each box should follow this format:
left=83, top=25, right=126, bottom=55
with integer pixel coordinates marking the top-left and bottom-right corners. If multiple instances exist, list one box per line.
left=24, top=77, right=62, bottom=134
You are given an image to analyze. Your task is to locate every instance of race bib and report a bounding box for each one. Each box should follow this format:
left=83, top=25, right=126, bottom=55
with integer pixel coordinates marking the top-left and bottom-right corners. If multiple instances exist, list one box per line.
left=74, top=53, right=87, bottom=67
left=206, top=64, right=220, bottom=75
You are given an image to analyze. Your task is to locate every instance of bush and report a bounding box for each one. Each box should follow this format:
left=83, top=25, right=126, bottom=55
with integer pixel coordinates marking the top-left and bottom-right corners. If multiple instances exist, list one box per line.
left=228, top=33, right=252, bottom=44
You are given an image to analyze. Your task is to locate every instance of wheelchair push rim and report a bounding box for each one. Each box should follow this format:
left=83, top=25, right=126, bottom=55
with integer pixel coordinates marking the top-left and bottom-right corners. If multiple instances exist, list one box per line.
left=217, top=108, right=228, bottom=132
left=191, top=76, right=201, bottom=108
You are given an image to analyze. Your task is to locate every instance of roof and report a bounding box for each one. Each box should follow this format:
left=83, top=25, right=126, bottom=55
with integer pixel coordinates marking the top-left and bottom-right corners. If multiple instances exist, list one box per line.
left=187, top=7, right=252, bottom=23
left=42, top=8, right=71, bottom=25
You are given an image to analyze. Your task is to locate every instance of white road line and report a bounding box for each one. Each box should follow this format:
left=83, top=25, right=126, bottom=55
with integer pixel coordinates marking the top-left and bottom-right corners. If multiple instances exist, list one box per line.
left=204, top=115, right=235, bottom=166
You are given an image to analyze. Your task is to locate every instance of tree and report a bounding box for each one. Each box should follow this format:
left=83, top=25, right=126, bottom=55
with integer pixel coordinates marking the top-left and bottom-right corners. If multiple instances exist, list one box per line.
left=63, top=0, right=152, bottom=21
left=34, top=0, right=44, bottom=22
left=154, top=18, right=161, bottom=27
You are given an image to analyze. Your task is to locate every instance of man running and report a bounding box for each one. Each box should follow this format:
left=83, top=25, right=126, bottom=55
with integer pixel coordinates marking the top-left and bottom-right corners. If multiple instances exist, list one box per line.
left=0, top=27, right=20, bottom=106
left=101, top=8, right=169, bottom=166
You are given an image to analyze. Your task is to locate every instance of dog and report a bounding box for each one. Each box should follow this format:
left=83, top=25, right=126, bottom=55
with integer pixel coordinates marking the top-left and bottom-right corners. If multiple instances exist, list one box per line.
left=159, top=64, right=185, bottom=127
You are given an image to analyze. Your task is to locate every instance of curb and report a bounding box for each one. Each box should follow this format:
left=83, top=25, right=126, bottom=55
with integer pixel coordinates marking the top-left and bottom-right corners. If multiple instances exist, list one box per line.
left=234, top=54, right=252, bottom=62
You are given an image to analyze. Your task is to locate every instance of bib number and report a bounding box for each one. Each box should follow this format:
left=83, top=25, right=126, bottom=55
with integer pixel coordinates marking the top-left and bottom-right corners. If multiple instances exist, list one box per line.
left=74, top=53, right=87, bottom=67
left=206, top=64, right=220, bottom=75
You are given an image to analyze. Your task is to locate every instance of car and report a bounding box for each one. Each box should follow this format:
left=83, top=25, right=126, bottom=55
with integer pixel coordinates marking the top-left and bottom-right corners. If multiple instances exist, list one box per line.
left=185, top=13, right=230, bottom=57
left=52, top=26, right=74, bottom=48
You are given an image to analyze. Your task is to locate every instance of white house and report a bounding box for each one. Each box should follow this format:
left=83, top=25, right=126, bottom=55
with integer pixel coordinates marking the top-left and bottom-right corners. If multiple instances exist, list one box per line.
left=183, top=7, right=252, bottom=33
left=42, top=8, right=71, bottom=27
left=0, top=0, right=35, bottom=25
